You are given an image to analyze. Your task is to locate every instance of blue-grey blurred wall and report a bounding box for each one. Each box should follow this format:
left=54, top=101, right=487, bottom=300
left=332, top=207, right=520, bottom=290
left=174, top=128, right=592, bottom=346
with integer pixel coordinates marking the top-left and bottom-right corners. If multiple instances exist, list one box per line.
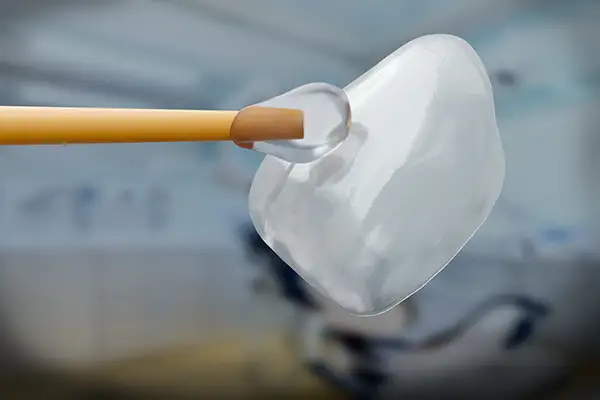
left=0, top=0, right=597, bottom=376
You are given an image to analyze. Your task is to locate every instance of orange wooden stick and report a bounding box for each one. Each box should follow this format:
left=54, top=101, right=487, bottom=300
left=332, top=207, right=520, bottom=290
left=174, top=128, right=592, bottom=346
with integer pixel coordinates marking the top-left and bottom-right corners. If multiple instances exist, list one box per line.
left=0, top=106, right=304, bottom=145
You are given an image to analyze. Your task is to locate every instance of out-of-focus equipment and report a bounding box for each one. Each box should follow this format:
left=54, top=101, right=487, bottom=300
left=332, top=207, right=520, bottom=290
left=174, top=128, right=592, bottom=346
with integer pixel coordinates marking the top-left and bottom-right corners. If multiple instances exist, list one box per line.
left=308, top=294, right=551, bottom=399
left=240, top=225, right=552, bottom=398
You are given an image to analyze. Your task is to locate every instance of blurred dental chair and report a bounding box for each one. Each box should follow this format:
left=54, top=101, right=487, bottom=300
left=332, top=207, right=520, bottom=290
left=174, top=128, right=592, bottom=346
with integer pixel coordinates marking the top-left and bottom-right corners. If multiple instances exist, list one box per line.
left=311, top=295, right=552, bottom=399
left=240, top=224, right=554, bottom=399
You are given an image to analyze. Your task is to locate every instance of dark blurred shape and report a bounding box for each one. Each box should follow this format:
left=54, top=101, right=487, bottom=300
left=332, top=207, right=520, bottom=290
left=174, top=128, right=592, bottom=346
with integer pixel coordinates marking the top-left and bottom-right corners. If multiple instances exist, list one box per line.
left=327, top=330, right=375, bottom=358
left=504, top=317, right=536, bottom=350
left=311, top=294, right=552, bottom=398
left=503, top=296, right=551, bottom=350
left=495, top=69, right=519, bottom=87
left=72, top=184, right=98, bottom=231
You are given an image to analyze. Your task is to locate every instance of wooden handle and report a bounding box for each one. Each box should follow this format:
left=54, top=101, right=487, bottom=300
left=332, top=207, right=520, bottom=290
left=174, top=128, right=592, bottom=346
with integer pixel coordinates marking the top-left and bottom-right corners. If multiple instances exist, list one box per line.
left=0, top=106, right=304, bottom=145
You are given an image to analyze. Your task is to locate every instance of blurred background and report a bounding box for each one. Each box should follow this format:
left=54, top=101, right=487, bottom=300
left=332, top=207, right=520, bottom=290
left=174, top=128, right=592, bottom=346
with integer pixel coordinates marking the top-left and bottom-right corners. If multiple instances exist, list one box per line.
left=0, top=0, right=598, bottom=398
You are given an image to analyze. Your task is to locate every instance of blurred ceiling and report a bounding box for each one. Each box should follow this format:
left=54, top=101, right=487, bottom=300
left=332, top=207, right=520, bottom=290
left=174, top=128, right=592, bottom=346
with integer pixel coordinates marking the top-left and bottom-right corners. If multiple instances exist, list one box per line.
left=0, top=0, right=532, bottom=110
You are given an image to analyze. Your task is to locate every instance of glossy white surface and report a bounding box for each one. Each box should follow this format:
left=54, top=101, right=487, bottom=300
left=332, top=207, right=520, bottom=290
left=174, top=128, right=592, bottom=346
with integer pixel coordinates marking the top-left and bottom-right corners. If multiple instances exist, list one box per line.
left=249, top=34, right=505, bottom=315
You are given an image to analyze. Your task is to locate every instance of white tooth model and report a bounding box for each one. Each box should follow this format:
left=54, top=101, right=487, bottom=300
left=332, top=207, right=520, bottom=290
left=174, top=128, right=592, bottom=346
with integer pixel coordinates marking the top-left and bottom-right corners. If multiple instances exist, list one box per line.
left=247, top=34, right=505, bottom=315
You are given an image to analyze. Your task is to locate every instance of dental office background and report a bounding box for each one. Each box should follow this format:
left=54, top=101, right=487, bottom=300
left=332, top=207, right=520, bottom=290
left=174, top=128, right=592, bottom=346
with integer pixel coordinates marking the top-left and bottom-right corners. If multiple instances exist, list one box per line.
left=0, top=0, right=598, bottom=391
